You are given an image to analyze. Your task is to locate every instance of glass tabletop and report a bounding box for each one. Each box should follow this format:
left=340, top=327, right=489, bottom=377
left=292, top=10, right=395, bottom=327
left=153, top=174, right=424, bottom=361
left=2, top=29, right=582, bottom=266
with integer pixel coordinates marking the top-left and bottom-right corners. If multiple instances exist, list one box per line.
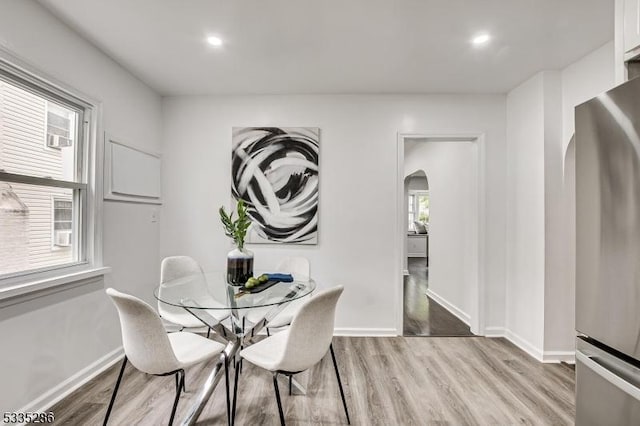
left=154, top=271, right=316, bottom=310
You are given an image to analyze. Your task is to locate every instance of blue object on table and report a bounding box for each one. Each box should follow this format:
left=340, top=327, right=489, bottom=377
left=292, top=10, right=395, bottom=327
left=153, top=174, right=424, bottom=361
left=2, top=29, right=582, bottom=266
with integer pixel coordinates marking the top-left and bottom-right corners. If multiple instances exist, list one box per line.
left=266, top=273, right=294, bottom=282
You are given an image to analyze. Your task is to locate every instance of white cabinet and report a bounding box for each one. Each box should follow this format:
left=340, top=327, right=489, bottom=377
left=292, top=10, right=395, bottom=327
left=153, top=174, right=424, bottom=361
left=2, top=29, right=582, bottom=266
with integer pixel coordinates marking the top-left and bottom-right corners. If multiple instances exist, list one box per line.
left=407, top=234, right=428, bottom=257
left=624, top=0, right=640, bottom=58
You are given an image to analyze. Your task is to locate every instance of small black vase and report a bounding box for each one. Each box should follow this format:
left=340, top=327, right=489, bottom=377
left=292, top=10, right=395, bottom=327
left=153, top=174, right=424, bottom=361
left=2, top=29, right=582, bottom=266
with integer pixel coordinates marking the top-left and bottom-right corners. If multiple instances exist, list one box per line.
left=227, top=247, right=254, bottom=286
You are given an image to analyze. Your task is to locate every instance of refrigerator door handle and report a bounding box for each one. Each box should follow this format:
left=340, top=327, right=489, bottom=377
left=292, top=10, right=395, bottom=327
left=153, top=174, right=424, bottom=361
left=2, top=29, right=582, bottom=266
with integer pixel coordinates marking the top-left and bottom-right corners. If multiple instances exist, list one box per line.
left=576, top=350, right=640, bottom=400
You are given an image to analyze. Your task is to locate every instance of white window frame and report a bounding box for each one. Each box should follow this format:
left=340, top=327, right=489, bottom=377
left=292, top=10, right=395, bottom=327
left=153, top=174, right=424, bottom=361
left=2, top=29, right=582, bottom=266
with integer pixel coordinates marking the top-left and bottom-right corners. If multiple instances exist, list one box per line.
left=0, top=50, right=107, bottom=302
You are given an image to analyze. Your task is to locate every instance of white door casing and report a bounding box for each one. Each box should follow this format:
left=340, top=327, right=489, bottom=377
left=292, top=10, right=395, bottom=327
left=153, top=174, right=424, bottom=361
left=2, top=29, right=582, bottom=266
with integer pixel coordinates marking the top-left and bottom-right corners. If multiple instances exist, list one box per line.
left=396, top=133, right=486, bottom=335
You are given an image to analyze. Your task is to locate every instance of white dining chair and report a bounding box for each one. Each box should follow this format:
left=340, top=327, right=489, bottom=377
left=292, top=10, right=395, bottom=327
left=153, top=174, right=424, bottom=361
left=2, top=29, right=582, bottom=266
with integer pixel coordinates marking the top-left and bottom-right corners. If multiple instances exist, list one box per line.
left=159, top=256, right=230, bottom=337
left=245, top=256, right=311, bottom=335
left=232, top=286, right=350, bottom=426
left=104, top=288, right=231, bottom=426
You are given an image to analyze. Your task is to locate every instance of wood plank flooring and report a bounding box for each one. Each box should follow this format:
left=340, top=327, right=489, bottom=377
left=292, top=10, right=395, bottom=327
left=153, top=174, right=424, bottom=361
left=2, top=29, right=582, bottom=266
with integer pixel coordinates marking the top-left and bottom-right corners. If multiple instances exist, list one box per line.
left=404, top=258, right=474, bottom=336
left=50, top=336, right=575, bottom=425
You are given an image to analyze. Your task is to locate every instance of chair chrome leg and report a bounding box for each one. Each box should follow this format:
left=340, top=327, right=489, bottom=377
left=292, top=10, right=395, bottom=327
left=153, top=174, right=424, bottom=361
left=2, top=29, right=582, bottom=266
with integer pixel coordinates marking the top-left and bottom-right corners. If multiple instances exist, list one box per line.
left=175, top=370, right=186, bottom=393
left=330, top=344, right=350, bottom=424
left=272, top=373, right=286, bottom=426
left=224, top=356, right=231, bottom=426
left=240, top=317, right=245, bottom=373
left=169, top=370, right=184, bottom=426
left=231, top=360, right=241, bottom=426
left=103, top=356, right=128, bottom=426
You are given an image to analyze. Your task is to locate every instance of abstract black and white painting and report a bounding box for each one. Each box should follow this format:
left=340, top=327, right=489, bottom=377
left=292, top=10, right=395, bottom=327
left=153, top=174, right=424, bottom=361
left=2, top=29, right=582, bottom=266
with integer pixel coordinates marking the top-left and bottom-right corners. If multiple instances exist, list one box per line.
left=231, top=127, right=319, bottom=244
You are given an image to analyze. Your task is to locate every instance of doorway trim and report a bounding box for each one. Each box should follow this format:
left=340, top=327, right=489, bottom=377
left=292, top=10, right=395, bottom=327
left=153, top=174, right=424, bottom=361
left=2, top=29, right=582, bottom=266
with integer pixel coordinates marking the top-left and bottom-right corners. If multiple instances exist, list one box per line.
left=396, top=132, right=487, bottom=336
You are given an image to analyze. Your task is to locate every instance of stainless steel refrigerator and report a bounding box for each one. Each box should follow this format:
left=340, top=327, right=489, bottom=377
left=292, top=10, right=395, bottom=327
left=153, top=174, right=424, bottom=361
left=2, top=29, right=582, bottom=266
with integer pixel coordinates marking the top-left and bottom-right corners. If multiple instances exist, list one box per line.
left=575, top=76, right=640, bottom=425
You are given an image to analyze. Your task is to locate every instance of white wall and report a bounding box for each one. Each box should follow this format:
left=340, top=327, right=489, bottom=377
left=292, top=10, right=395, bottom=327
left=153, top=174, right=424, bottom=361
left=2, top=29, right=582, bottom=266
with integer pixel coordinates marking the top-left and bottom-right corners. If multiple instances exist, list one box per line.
left=160, top=94, right=507, bottom=333
left=407, top=175, right=428, bottom=191
left=542, top=71, right=566, bottom=354
left=562, top=42, right=616, bottom=154
left=0, top=0, right=162, bottom=412
left=505, top=42, right=615, bottom=361
left=404, top=141, right=477, bottom=323
left=615, top=0, right=626, bottom=83
left=506, top=73, right=547, bottom=355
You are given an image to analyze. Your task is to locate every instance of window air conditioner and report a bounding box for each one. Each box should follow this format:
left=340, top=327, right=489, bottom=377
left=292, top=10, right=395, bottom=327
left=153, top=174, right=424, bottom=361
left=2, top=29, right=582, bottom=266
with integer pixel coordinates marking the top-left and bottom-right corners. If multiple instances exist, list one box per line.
left=47, top=134, right=73, bottom=149
left=54, top=231, right=72, bottom=247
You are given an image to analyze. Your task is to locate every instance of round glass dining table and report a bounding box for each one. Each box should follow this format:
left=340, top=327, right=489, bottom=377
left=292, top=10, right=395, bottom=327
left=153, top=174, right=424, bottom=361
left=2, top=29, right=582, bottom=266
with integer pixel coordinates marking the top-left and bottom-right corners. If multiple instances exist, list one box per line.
left=154, top=271, right=316, bottom=314
left=153, top=271, right=316, bottom=425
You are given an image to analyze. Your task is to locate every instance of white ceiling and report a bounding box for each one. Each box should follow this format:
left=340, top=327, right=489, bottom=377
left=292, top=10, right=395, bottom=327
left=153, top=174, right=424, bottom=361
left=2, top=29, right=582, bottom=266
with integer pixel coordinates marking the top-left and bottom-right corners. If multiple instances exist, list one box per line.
left=37, top=0, right=614, bottom=96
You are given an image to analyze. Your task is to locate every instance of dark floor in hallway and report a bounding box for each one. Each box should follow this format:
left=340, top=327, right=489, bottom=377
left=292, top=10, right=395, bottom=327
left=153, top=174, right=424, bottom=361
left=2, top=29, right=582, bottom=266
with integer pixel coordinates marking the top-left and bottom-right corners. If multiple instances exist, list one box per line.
left=403, top=257, right=474, bottom=336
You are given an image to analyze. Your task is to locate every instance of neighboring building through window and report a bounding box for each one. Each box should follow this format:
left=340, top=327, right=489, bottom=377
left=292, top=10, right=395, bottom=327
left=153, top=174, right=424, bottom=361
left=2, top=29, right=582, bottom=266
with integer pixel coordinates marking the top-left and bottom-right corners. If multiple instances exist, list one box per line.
left=0, top=66, right=89, bottom=277
left=52, top=197, right=72, bottom=247
left=46, top=102, right=75, bottom=149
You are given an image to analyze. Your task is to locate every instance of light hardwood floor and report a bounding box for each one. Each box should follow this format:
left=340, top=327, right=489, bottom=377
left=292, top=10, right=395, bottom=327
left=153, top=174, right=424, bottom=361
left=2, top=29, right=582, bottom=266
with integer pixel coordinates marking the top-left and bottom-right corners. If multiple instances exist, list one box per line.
left=50, top=336, right=574, bottom=425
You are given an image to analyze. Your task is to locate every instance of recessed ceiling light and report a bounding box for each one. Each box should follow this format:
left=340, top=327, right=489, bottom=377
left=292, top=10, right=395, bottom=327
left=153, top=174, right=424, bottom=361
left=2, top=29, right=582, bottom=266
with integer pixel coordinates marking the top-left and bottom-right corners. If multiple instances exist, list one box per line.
left=206, top=36, right=223, bottom=47
left=472, top=34, right=491, bottom=45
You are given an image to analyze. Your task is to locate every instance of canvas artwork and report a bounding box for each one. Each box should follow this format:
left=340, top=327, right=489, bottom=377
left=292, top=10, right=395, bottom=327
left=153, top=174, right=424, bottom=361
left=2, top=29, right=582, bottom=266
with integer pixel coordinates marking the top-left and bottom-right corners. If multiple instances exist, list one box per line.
left=231, top=127, right=319, bottom=244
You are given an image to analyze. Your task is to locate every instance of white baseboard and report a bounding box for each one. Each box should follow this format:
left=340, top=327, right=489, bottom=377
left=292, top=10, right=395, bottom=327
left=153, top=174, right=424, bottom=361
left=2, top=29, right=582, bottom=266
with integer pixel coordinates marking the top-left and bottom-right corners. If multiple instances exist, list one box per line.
left=483, top=326, right=506, bottom=337
left=425, top=289, right=470, bottom=325
left=20, top=346, right=124, bottom=413
left=503, top=329, right=544, bottom=361
left=334, top=327, right=398, bottom=337
left=543, top=351, right=576, bottom=364
left=484, top=327, right=575, bottom=364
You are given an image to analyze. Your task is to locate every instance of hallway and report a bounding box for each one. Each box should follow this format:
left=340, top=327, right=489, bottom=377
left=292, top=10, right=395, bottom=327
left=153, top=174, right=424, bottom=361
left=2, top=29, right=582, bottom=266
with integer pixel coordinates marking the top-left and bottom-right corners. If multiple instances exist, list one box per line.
left=403, top=258, right=474, bottom=336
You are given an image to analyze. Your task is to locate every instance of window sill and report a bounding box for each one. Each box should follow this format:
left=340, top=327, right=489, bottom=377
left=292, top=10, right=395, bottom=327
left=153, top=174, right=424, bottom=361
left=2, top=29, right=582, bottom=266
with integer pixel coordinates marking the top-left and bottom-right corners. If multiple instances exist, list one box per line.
left=0, top=266, right=111, bottom=307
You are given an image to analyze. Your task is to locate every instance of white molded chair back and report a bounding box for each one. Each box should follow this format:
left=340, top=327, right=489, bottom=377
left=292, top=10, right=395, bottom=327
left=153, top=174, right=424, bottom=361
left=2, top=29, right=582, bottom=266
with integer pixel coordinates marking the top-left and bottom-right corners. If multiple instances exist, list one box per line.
left=280, top=286, right=343, bottom=372
left=236, top=286, right=349, bottom=425
left=161, top=255, right=202, bottom=283
left=106, top=288, right=180, bottom=375
left=277, top=256, right=310, bottom=281
left=159, top=256, right=207, bottom=322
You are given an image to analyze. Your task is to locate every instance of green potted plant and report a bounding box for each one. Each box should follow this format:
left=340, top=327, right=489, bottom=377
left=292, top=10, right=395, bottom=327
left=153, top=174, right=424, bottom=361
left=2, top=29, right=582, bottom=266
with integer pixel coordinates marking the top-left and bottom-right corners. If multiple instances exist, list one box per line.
left=219, top=199, right=253, bottom=285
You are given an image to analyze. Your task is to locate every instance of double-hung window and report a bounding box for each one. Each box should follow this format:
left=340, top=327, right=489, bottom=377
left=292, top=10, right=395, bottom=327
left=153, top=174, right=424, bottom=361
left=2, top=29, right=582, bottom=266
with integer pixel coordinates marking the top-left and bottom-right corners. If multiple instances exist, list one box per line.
left=0, top=60, right=93, bottom=281
left=408, top=193, right=416, bottom=230
left=408, top=190, right=429, bottom=231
